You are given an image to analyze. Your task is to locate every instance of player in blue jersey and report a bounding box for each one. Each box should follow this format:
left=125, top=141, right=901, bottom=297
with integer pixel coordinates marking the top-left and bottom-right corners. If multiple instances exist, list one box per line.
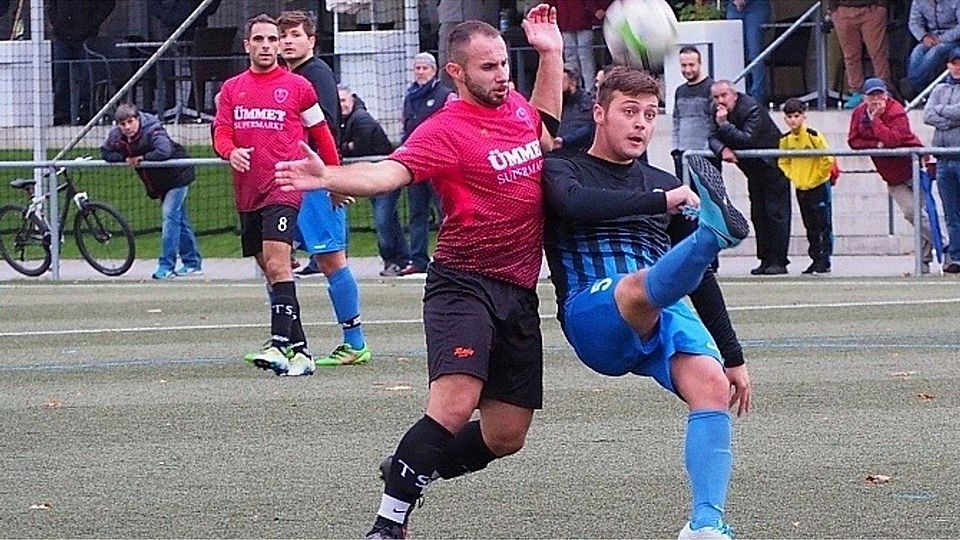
left=543, top=66, right=752, bottom=539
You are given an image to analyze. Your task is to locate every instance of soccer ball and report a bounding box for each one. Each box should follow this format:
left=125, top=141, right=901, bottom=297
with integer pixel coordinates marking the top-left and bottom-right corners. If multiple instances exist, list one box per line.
left=603, top=0, right=679, bottom=72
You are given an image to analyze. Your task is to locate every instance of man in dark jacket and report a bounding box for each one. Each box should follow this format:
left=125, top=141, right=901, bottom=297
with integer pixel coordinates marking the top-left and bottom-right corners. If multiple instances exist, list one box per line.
left=338, top=85, right=403, bottom=276
left=47, top=0, right=115, bottom=125
left=101, top=103, right=201, bottom=279
left=554, top=62, right=595, bottom=151
left=708, top=80, right=792, bottom=275
left=392, top=52, right=454, bottom=276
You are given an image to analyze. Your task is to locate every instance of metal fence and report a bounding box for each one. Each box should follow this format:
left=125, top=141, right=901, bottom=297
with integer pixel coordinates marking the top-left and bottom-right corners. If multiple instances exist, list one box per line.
left=683, top=146, right=958, bottom=277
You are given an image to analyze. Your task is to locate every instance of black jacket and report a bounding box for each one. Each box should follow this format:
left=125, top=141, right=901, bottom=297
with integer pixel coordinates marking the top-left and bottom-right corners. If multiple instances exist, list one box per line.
left=341, top=99, right=393, bottom=158
left=401, top=77, right=453, bottom=142
left=148, top=0, right=223, bottom=39
left=100, top=112, right=195, bottom=199
left=558, top=87, right=595, bottom=149
left=708, top=91, right=783, bottom=167
left=46, top=0, right=115, bottom=43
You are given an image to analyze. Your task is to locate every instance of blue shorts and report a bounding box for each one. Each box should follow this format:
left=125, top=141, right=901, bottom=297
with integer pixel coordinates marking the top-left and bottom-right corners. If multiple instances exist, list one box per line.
left=296, top=190, right=346, bottom=254
left=561, top=274, right=722, bottom=395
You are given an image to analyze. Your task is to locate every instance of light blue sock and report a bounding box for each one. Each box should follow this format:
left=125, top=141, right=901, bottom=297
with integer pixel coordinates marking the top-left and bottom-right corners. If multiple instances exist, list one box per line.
left=326, top=266, right=365, bottom=349
left=644, top=226, right=720, bottom=309
left=685, top=410, right=733, bottom=529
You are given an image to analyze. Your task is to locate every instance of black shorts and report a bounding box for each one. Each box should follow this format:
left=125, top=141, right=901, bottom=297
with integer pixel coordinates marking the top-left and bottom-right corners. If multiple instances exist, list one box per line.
left=423, top=264, right=544, bottom=410
left=239, top=205, right=298, bottom=257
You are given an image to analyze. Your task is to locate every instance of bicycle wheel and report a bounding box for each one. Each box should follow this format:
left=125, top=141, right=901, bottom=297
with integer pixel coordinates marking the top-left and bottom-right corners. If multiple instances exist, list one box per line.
left=0, top=203, right=51, bottom=277
left=74, top=201, right=135, bottom=276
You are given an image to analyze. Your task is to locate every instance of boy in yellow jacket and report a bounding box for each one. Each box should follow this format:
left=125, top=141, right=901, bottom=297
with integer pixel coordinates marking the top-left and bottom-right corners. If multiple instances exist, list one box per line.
left=779, top=98, right=836, bottom=274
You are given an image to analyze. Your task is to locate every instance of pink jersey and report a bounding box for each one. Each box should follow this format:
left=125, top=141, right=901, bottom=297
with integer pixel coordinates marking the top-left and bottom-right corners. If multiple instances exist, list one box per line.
left=215, top=67, right=325, bottom=211
left=390, top=92, right=544, bottom=289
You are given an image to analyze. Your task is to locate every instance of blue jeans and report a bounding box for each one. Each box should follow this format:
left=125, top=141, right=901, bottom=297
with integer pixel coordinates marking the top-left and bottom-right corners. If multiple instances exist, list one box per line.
left=370, top=189, right=409, bottom=268
left=907, top=42, right=960, bottom=90
left=727, top=0, right=771, bottom=104
left=937, top=159, right=960, bottom=263
left=406, top=182, right=438, bottom=270
left=159, top=186, right=201, bottom=272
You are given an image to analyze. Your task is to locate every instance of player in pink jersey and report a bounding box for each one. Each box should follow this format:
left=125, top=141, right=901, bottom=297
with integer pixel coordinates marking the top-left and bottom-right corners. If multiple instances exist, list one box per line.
left=275, top=5, right=562, bottom=538
left=214, top=13, right=339, bottom=377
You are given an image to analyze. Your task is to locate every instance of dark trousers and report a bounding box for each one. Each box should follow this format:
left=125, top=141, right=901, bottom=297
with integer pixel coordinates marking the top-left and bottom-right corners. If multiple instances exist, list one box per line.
left=740, top=159, right=792, bottom=267
left=52, top=40, right=89, bottom=125
left=796, top=182, right=833, bottom=266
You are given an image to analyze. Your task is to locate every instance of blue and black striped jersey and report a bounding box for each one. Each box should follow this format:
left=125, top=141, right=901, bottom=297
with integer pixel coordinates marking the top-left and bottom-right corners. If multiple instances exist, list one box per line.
left=543, top=151, right=682, bottom=316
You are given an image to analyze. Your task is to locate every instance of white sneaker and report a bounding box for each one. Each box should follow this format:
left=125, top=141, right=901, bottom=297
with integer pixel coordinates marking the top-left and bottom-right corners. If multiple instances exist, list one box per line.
left=285, top=351, right=315, bottom=377
left=678, top=521, right=734, bottom=540
left=244, top=344, right=290, bottom=376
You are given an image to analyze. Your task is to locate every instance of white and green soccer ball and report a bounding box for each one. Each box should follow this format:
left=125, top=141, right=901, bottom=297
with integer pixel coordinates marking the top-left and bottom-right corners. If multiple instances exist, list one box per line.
left=603, top=0, right=679, bottom=72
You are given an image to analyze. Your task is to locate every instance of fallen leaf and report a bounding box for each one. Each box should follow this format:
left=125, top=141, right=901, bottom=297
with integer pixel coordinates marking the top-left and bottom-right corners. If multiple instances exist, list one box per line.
left=43, top=400, right=63, bottom=409
left=29, top=502, right=52, bottom=510
left=385, top=385, right=412, bottom=391
left=866, top=474, right=892, bottom=484
left=917, top=393, right=934, bottom=401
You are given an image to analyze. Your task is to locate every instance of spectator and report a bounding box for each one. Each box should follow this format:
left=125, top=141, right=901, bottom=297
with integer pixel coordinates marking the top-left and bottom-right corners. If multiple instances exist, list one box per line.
left=709, top=79, right=792, bottom=275
left=827, top=0, right=892, bottom=109
left=905, top=0, right=960, bottom=96
left=547, top=0, right=609, bottom=87
left=849, top=77, right=934, bottom=272
left=100, top=103, right=202, bottom=280
left=392, top=51, right=454, bottom=276
left=778, top=97, right=836, bottom=274
left=47, top=0, right=115, bottom=125
left=726, top=0, right=770, bottom=105
left=923, top=51, right=960, bottom=273
left=338, top=84, right=404, bottom=276
left=554, top=62, right=595, bottom=151
left=437, top=0, right=499, bottom=84
left=672, top=45, right=720, bottom=179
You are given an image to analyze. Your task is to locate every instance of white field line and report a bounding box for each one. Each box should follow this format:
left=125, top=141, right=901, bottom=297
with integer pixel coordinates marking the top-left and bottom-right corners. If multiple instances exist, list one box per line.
left=2, top=297, right=959, bottom=339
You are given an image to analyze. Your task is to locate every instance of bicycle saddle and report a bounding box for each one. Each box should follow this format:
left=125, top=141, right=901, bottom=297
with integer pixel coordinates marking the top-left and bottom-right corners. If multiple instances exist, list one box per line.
left=10, top=178, right=36, bottom=189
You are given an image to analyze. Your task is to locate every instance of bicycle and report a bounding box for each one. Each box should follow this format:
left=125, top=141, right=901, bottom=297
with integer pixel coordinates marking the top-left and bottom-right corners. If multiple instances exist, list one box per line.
left=0, top=158, right=136, bottom=277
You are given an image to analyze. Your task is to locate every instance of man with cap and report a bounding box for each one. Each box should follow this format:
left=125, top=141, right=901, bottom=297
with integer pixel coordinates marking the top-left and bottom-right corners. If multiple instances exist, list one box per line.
left=849, top=77, right=935, bottom=273
left=923, top=50, right=960, bottom=273
left=378, top=51, right=455, bottom=276
left=554, top=62, right=595, bottom=151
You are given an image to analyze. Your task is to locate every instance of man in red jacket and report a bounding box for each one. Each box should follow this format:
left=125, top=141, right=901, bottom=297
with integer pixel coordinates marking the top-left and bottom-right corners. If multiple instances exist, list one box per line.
left=848, top=77, right=934, bottom=273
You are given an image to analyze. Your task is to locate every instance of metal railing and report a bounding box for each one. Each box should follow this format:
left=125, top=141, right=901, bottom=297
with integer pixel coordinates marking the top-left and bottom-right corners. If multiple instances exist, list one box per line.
left=733, top=2, right=828, bottom=110
left=681, top=146, right=959, bottom=278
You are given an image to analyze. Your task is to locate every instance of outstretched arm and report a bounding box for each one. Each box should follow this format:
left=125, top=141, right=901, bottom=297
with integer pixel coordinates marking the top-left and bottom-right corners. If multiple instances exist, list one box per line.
left=275, top=141, right=411, bottom=197
left=524, top=3, right=564, bottom=151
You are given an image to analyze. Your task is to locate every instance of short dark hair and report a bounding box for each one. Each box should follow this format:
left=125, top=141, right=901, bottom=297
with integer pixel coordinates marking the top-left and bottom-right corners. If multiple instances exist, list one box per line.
left=245, top=13, right=278, bottom=39
left=596, top=66, right=662, bottom=109
left=782, top=97, right=806, bottom=114
left=277, top=10, right=316, bottom=37
left=448, top=20, right=501, bottom=66
left=678, top=46, right=701, bottom=61
left=114, top=103, right=138, bottom=123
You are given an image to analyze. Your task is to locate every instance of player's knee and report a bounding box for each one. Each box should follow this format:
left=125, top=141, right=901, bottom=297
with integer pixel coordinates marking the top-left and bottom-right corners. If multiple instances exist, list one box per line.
left=690, top=367, right=730, bottom=409
left=263, top=258, right=290, bottom=282
left=483, top=425, right=528, bottom=457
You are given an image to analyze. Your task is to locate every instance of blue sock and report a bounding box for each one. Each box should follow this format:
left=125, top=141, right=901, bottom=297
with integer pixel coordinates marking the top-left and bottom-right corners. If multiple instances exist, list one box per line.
left=644, top=226, right=720, bottom=308
left=326, top=266, right=365, bottom=349
left=685, top=410, right=733, bottom=529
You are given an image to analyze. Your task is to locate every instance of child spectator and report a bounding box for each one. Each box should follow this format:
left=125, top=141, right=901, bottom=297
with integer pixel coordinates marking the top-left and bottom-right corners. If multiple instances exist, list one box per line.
left=778, top=98, right=836, bottom=274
